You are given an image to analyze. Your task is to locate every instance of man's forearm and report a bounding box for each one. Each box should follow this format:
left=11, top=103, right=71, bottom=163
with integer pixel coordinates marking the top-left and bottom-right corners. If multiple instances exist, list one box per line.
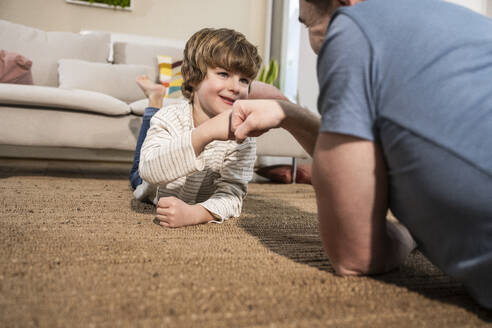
left=278, top=100, right=320, bottom=156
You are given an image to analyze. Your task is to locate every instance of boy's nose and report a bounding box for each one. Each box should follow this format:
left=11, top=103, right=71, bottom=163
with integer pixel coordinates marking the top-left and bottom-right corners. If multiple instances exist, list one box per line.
left=229, top=78, right=240, bottom=93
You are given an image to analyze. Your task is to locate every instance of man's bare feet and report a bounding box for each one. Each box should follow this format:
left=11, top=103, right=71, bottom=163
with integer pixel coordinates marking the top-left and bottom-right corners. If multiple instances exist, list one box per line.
left=136, top=75, right=166, bottom=108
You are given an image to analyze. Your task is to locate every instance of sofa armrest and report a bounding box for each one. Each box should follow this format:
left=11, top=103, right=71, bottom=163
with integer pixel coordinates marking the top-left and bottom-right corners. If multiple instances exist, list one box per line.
left=255, top=128, right=310, bottom=159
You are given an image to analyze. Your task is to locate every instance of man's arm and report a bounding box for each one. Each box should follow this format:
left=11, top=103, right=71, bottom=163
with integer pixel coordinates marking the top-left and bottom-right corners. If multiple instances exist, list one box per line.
left=248, top=81, right=291, bottom=101
left=231, top=99, right=320, bottom=156
left=312, top=132, right=415, bottom=275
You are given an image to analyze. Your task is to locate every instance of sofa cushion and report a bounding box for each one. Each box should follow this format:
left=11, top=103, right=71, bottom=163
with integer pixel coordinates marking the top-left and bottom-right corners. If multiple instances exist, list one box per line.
left=157, top=55, right=184, bottom=99
left=113, top=41, right=183, bottom=81
left=58, top=59, right=156, bottom=104
left=255, top=128, right=310, bottom=159
left=0, top=19, right=110, bottom=87
left=255, top=164, right=312, bottom=184
left=0, top=84, right=130, bottom=116
left=129, top=98, right=186, bottom=116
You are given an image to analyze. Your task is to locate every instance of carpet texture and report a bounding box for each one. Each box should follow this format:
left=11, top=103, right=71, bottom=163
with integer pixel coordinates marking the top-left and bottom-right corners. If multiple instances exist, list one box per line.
left=0, top=159, right=491, bottom=327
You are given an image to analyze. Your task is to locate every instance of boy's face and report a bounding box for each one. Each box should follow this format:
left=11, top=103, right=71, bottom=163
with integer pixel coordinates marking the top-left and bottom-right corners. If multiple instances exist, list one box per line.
left=192, top=67, right=251, bottom=119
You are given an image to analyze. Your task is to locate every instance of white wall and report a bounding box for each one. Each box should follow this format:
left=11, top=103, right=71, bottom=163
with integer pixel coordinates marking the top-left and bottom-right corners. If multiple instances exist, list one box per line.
left=0, top=0, right=267, bottom=57
left=297, top=27, right=319, bottom=114
left=445, top=0, right=488, bottom=15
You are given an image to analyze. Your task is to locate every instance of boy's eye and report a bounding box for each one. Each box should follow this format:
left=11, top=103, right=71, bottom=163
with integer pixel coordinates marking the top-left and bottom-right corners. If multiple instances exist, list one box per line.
left=240, top=78, right=250, bottom=85
left=218, top=71, right=229, bottom=78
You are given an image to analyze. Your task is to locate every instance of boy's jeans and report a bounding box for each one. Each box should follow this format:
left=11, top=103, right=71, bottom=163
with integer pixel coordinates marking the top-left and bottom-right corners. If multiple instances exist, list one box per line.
left=129, top=107, right=160, bottom=189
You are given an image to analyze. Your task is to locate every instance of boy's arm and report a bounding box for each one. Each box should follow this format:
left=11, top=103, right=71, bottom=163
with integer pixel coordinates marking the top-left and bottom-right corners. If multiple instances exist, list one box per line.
left=139, top=110, right=207, bottom=185
left=198, top=138, right=256, bottom=222
left=155, top=196, right=215, bottom=228
left=191, top=109, right=233, bottom=156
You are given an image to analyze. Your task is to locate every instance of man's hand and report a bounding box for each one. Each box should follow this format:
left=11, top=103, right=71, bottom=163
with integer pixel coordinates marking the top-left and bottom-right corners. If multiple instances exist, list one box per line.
left=231, top=99, right=286, bottom=143
left=155, top=196, right=213, bottom=228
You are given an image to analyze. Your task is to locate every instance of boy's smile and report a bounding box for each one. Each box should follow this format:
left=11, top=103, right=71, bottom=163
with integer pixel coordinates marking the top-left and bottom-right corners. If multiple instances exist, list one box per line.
left=192, top=67, right=251, bottom=126
left=219, top=95, right=236, bottom=105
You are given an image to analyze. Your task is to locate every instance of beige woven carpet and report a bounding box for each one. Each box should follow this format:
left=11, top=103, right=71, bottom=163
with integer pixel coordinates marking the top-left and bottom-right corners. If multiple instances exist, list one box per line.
left=0, top=159, right=491, bottom=327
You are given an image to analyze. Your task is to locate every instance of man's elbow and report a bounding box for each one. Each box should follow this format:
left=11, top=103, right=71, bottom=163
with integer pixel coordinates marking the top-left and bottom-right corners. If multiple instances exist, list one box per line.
left=333, top=263, right=370, bottom=276
left=330, top=255, right=382, bottom=277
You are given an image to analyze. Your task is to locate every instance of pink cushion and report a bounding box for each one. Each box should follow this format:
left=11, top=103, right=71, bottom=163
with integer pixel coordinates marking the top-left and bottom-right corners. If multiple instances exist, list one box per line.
left=256, top=164, right=312, bottom=184
left=0, top=50, right=33, bottom=84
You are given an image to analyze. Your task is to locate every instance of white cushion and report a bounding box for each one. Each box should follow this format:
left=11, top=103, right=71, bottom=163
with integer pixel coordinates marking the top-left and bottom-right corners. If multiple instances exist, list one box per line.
left=0, top=106, right=140, bottom=151
left=0, top=84, right=130, bottom=116
left=0, top=19, right=110, bottom=87
left=157, top=55, right=184, bottom=99
left=129, top=98, right=186, bottom=116
left=256, top=128, right=310, bottom=159
left=113, top=41, right=183, bottom=81
left=58, top=59, right=155, bottom=103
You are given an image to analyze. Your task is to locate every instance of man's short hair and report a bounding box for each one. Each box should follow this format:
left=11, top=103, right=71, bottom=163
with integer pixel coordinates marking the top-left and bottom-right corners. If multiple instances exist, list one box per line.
left=304, top=0, right=334, bottom=13
left=181, top=28, right=262, bottom=100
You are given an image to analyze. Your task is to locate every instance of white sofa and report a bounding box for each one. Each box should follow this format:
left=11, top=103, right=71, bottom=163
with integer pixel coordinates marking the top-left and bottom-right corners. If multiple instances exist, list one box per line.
left=0, top=19, right=309, bottom=164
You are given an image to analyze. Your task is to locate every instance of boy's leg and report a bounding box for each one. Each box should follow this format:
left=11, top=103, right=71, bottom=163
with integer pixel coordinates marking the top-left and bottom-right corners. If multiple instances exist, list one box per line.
left=129, top=107, right=160, bottom=189
left=129, top=75, right=167, bottom=189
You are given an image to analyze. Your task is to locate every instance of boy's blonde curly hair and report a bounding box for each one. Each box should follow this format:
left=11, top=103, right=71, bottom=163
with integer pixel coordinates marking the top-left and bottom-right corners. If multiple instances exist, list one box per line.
left=181, top=28, right=262, bottom=100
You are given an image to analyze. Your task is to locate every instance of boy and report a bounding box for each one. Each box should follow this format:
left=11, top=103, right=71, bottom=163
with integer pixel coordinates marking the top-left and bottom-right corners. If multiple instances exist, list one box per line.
left=130, top=27, right=262, bottom=228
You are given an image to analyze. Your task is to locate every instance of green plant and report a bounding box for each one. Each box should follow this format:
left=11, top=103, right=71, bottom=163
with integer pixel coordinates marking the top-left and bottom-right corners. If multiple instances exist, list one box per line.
left=258, top=59, right=279, bottom=87
left=86, top=0, right=131, bottom=8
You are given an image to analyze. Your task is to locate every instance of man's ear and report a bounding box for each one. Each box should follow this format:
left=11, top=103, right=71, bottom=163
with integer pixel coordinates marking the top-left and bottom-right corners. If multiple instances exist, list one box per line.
left=339, top=0, right=363, bottom=6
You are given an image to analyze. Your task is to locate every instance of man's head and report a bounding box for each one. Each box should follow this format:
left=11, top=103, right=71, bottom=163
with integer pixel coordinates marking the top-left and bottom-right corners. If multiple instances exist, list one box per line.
left=299, top=0, right=361, bottom=54
left=181, top=28, right=262, bottom=100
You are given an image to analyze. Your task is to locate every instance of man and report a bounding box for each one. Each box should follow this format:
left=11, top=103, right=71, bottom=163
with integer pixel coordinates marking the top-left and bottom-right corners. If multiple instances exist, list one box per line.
left=232, top=0, right=492, bottom=308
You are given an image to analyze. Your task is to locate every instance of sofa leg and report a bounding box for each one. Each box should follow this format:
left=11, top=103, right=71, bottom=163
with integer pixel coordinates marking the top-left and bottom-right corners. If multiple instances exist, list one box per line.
left=291, top=157, right=297, bottom=184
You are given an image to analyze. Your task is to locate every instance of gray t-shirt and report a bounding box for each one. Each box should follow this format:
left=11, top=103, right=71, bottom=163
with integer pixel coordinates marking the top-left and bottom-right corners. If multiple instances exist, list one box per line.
left=318, top=0, right=492, bottom=177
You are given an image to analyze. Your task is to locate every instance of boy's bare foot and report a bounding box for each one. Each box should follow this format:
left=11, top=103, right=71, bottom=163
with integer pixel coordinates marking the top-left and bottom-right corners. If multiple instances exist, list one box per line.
left=136, top=75, right=166, bottom=108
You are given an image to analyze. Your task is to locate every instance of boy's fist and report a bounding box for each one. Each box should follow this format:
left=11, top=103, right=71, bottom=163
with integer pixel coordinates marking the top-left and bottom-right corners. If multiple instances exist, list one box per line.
left=156, top=196, right=196, bottom=228
left=155, top=196, right=214, bottom=228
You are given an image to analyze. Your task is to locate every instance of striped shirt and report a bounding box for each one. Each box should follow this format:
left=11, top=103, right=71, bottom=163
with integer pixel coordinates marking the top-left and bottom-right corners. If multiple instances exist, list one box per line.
left=139, top=101, right=256, bottom=222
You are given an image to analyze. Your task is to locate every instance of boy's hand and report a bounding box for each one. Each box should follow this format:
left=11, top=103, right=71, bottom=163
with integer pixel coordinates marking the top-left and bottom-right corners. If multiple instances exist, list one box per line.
left=155, top=196, right=213, bottom=228
left=207, top=109, right=235, bottom=141
left=191, top=109, right=233, bottom=156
